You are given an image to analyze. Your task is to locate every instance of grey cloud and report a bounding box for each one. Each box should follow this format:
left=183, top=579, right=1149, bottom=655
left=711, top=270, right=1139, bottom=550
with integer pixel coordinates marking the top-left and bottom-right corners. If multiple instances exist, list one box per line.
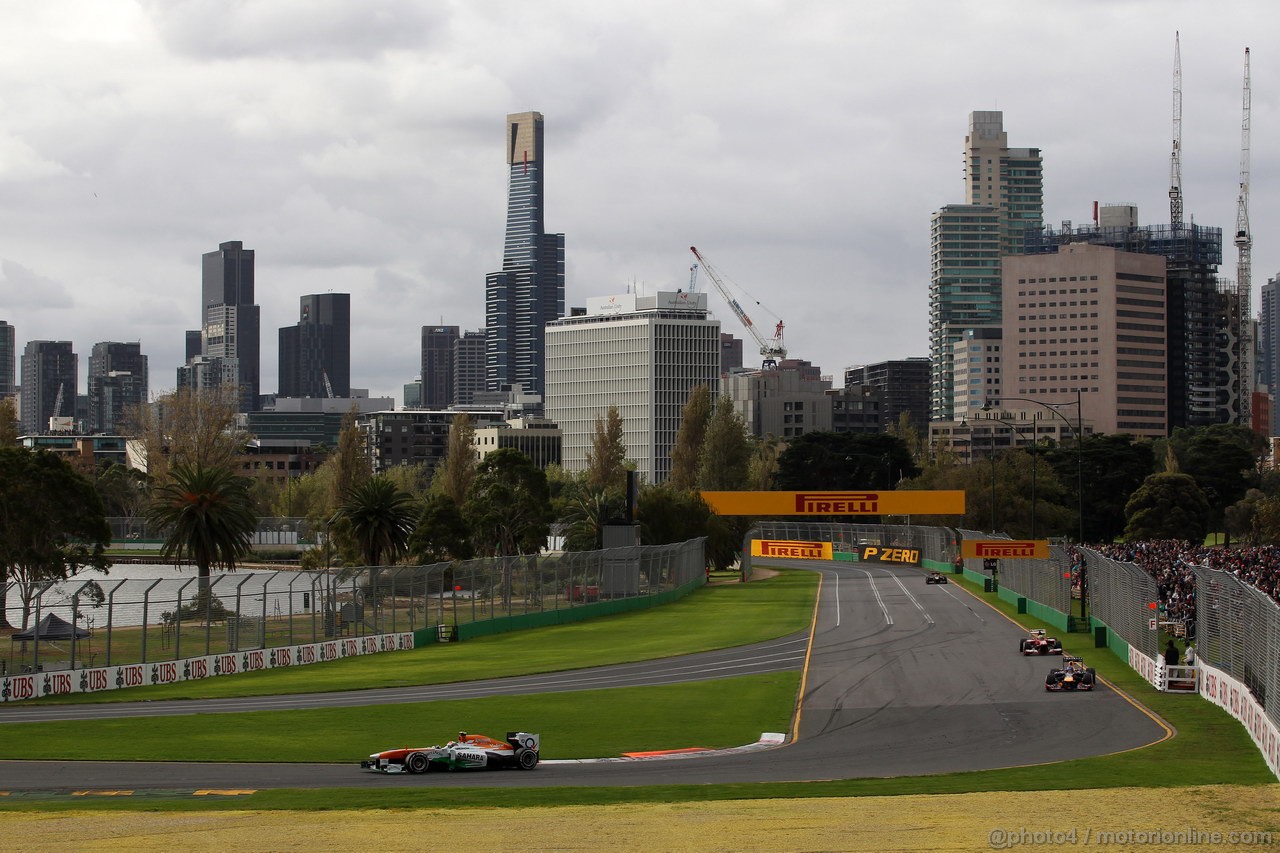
left=0, top=260, right=74, bottom=309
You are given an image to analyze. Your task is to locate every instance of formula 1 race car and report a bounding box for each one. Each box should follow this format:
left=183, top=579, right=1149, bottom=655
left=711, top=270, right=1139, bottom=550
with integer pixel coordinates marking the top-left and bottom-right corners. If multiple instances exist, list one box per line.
left=925, top=571, right=949, bottom=584
left=1019, top=628, right=1064, bottom=655
left=361, top=732, right=541, bottom=773
left=1045, top=656, right=1097, bottom=691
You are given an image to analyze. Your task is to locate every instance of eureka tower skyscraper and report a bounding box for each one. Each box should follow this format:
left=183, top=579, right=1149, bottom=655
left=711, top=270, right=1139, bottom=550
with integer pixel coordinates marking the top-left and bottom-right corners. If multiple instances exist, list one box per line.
left=485, top=111, right=565, bottom=397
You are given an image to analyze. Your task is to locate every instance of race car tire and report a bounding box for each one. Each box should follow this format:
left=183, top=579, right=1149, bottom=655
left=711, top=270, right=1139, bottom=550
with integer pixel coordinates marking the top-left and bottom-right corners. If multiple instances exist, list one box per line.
left=406, top=753, right=430, bottom=774
left=515, top=747, right=540, bottom=770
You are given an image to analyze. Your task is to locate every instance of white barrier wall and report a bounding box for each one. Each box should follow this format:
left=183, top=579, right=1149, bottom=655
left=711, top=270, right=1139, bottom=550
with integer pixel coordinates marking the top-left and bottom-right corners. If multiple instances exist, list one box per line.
left=1128, top=646, right=1159, bottom=687
left=0, top=632, right=415, bottom=703
left=1198, top=662, right=1280, bottom=780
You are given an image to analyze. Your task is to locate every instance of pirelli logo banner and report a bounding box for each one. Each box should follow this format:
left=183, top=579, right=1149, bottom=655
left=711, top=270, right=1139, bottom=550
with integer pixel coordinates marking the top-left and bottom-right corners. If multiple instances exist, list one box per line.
left=701, top=491, right=966, bottom=516
left=860, top=546, right=921, bottom=565
left=751, top=539, right=835, bottom=560
left=961, top=540, right=1051, bottom=560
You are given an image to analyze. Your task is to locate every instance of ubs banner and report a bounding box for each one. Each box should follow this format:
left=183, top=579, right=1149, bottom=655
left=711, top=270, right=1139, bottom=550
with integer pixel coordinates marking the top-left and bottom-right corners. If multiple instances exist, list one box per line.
left=702, top=490, right=965, bottom=516
left=751, top=539, right=835, bottom=560
left=0, top=631, right=415, bottom=703
left=960, top=540, right=1051, bottom=560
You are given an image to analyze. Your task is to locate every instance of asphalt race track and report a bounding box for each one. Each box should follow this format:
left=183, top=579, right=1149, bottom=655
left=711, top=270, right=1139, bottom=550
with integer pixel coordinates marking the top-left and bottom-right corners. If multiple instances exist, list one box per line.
left=0, top=563, right=1168, bottom=791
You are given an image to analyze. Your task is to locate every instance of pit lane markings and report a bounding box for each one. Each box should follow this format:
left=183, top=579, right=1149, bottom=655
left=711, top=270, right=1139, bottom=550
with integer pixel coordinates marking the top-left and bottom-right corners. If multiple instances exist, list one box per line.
left=858, top=569, right=893, bottom=625
left=886, top=572, right=935, bottom=625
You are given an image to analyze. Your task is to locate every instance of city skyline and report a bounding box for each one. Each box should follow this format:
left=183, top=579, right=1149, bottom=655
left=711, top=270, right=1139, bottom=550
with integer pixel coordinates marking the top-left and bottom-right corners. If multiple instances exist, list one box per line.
left=0, top=3, right=1274, bottom=404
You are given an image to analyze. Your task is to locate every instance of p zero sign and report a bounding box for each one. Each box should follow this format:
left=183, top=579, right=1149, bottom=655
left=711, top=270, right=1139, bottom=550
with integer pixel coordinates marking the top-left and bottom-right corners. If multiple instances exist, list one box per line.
left=961, top=540, right=1050, bottom=560
left=701, top=491, right=966, bottom=516
left=860, top=546, right=921, bottom=565
left=751, top=539, right=834, bottom=560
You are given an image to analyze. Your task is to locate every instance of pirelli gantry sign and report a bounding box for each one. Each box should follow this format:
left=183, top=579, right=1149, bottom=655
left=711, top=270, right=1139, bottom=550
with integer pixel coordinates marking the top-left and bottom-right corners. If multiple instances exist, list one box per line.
left=701, top=490, right=965, bottom=516
left=751, top=539, right=835, bottom=560
left=961, top=540, right=1051, bottom=560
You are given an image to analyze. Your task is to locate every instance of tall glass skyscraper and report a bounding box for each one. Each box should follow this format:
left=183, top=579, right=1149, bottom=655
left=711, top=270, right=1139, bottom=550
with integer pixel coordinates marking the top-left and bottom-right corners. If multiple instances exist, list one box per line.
left=279, top=293, right=351, bottom=399
left=88, top=341, right=148, bottom=434
left=485, top=111, right=565, bottom=397
left=0, top=320, right=15, bottom=400
left=19, top=340, right=76, bottom=434
left=198, top=240, right=260, bottom=412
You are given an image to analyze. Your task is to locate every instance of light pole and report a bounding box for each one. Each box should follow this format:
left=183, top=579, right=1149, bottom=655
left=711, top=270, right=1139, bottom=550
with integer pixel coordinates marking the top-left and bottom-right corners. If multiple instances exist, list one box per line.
left=982, top=390, right=1084, bottom=544
left=959, top=417, right=998, bottom=533
left=984, top=413, right=1037, bottom=539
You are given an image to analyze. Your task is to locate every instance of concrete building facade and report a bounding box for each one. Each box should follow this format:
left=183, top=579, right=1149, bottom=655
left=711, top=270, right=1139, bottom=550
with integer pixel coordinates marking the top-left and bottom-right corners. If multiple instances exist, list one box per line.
left=545, top=291, right=720, bottom=485
left=1003, top=242, right=1167, bottom=437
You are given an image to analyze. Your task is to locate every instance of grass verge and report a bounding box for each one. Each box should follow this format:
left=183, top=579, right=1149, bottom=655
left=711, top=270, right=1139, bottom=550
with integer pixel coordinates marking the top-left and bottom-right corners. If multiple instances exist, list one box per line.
left=27, top=570, right=816, bottom=704
left=0, top=672, right=798, bottom=762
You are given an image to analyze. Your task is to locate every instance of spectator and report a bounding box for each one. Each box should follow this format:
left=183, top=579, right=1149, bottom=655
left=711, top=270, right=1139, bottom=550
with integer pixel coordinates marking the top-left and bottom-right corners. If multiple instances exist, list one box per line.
left=1163, top=640, right=1179, bottom=666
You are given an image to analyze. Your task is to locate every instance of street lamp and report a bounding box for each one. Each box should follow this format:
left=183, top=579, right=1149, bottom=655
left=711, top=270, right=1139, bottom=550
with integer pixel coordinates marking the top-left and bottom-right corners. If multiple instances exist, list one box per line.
left=982, top=413, right=1038, bottom=539
left=959, top=417, right=998, bottom=533
left=981, top=389, right=1084, bottom=544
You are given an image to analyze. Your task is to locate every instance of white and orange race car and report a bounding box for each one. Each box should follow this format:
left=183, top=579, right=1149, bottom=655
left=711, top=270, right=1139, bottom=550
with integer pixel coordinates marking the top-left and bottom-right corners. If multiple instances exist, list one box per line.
left=361, top=731, right=540, bottom=773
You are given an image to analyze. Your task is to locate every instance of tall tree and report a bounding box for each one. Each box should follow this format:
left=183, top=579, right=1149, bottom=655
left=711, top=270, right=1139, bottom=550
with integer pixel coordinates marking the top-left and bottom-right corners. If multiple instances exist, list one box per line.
left=408, top=493, right=474, bottom=564
left=697, top=396, right=752, bottom=490
left=585, top=406, right=628, bottom=493
left=1123, top=472, right=1210, bottom=543
left=775, top=432, right=917, bottom=491
left=338, top=476, right=417, bottom=566
left=465, top=448, right=553, bottom=557
left=0, top=448, right=110, bottom=629
left=1044, top=434, right=1155, bottom=543
left=124, top=386, right=248, bottom=485
left=433, top=413, right=478, bottom=505
left=668, top=385, right=712, bottom=491
left=329, top=404, right=371, bottom=511
left=147, top=463, right=257, bottom=594
left=745, top=435, right=782, bottom=491
left=1177, top=424, right=1261, bottom=541
left=0, top=397, right=18, bottom=447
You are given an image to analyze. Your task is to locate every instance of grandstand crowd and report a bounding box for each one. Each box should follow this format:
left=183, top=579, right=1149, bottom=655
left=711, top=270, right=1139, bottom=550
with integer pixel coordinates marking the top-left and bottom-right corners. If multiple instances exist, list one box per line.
left=1084, top=541, right=1280, bottom=632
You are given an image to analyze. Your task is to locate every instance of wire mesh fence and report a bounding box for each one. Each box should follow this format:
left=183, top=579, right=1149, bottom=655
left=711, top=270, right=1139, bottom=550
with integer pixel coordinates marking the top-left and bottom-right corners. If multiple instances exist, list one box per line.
left=997, top=544, right=1074, bottom=616
left=1, top=539, right=706, bottom=675
left=1082, top=546, right=1158, bottom=659
left=1193, top=565, right=1280, bottom=726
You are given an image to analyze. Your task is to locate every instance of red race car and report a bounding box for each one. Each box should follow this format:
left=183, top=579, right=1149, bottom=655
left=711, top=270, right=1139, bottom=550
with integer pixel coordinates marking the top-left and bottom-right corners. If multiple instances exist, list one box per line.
left=1019, top=628, right=1064, bottom=655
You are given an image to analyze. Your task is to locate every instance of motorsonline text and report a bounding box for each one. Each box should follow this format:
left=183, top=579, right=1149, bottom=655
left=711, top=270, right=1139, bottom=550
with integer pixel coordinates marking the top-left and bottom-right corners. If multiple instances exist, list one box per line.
left=988, top=826, right=1273, bottom=848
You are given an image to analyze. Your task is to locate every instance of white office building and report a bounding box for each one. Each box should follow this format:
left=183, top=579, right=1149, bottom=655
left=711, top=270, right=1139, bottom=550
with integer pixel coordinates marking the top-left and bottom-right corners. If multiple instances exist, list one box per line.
left=545, top=291, right=720, bottom=484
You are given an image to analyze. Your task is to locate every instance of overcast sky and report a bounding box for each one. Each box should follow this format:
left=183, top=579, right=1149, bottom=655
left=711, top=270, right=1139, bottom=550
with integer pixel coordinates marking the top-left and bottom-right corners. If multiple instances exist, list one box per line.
left=0, top=1, right=1274, bottom=404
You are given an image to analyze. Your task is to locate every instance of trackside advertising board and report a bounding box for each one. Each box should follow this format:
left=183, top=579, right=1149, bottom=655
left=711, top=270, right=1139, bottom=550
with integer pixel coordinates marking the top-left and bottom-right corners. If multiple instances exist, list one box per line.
left=860, top=546, right=921, bottom=565
left=960, top=540, right=1050, bottom=560
left=701, top=490, right=965, bottom=516
left=1199, top=662, right=1280, bottom=779
left=751, top=539, right=834, bottom=560
left=0, top=632, right=415, bottom=703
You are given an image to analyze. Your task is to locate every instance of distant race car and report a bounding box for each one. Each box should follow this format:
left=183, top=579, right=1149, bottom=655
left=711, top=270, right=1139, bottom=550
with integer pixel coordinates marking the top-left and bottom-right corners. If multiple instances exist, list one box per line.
left=1019, top=628, right=1064, bottom=655
left=925, top=571, right=949, bottom=584
left=361, top=731, right=541, bottom=773
left=1045, top=656, right=1097, bottom=691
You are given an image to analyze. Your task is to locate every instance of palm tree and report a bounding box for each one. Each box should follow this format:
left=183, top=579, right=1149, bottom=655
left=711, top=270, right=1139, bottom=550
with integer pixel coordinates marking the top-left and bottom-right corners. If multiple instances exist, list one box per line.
left=147, top=463, right=258, bottom=595
left=338, top=476, right=417, bottom=567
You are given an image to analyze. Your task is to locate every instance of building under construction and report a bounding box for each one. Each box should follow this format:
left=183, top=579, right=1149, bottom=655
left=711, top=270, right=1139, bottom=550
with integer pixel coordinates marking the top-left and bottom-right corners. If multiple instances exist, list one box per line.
left=1025, top=211, right=1247, bottom=430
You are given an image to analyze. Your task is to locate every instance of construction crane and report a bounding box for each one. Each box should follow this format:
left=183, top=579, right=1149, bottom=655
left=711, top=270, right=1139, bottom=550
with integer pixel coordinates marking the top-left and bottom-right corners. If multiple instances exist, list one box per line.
left=687, top=263, right=699, bottom=293
left=1234, top=46, right=1252, bottom=424
left=689, top=246, right=786, bottom=369
left=1169, top=32, right=1184, bottom=232
left=323, top=371, right=335, bottom=399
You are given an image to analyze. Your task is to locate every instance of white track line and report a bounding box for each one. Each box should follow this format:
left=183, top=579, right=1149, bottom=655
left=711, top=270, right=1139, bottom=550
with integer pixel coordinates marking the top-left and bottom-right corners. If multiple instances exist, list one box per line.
left=858, top=569, right=893, bottom=625
left=888, top=572, right=935, bottom=625
left=826, top=569, right=841, bottom=627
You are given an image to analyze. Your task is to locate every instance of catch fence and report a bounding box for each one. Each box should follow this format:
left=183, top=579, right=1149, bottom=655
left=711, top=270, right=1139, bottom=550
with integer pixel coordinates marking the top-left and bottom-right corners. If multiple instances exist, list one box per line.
left=742, top=522, right=954, bottom=578
left=2, top=538, right=706, bottom=675
left=1081, top=547, right=1158, bottom=660
left=1193, top=565, right=1280, bottom=726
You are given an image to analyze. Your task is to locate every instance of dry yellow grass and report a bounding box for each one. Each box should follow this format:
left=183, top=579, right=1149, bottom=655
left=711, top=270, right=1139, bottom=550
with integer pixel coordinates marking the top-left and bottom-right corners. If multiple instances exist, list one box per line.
left=4, top=785, right=1277, bottom=852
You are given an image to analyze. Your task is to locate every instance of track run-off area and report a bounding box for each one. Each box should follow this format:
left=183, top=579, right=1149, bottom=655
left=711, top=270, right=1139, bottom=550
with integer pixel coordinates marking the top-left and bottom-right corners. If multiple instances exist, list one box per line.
left=0, top=561, right=1170, bottom=794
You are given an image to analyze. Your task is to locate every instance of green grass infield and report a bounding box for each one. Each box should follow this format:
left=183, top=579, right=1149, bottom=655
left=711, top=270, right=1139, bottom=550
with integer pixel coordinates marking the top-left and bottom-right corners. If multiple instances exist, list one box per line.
left=27, top=569, right=817, bottom=704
